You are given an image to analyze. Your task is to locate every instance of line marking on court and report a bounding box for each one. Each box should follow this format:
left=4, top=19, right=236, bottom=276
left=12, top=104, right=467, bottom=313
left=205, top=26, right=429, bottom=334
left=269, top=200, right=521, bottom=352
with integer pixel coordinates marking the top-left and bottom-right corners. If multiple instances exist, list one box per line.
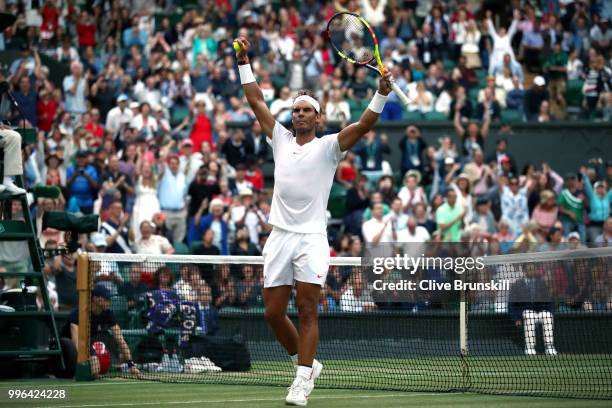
left=34, top=392, right=448, bottom=408
left=0, top=381, right=159, bottom=388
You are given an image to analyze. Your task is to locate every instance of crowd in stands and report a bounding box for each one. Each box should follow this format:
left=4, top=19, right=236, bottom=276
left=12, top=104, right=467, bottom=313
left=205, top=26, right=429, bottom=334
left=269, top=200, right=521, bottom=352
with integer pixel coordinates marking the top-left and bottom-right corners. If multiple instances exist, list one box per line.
left=0, top=0, right=610, bottom=316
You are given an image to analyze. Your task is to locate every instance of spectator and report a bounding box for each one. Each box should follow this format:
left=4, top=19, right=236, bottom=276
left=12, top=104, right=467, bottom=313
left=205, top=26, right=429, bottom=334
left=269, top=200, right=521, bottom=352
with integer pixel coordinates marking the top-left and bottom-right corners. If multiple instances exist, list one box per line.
left=131, top=161, right=160, bottom=241
left=476, top=87, right=501, bottom=121
left=581, top=169, right=612, bottom=243
left=179, top=139, right=204, bottom=186
left=62, top=60, right=88, bottom=118
left=269, top=86, right=293, bottom=124
left=246, top=121, right=269, bottom=165
left=491, top=53, right=524, bottom=83
left=354, top=131, right=391, bottom=189
left=221, top=130, right=254, bottom=169
left=453, top=108, right=491, bottom=161
left=362, top=202, right=396, bottom=247
left=100, top=155, right=134, bottom=208
left=531, top=190, right=559, bottom=240
left=158, top=155, right=188, bottom=244
left=524, top=76, right=550, bottom=121
left=521, top=17, right=545, bottom=73
left=325, top=89, right=351, bottom=122
left=595, top=218, right=612, bottom=246
left=558, top=174, right=586, bottom=241
left=174, top=264, right=201, bottom=303
left=506, top=76, right=525, bottom=113
left=398, top=170, right=427, bottom=214
left=100, top=199, right=133, bottom=254
left=192, top=198, right=231, bottom=254
left=396, top=216, right=431, bottom=243
left=407, top=81, right=434, bottom=113
left=537, top=100, right=553, bottom=123
left=13, top=76, right=37, bottom=127
left=461, top=18, right=482, bottom=68
left=501, top=176, right=531, bottom=238
left=119, top=264, right=149, bottom=310
left=66, top=149, right=98, bottom=214
left=105, top=95, right=133, bottom=138
left=486, top=10, right=519, bottom=74
left=54, top=252, right=78, bottom=311
left=134, top=221, right=175, bottom=255
left=544, top=42, right=569, bottom=119
left=346, top=67, right=375, bottom=102
left=399, top=125, right=427, bottom=177
left=470, top=198, right=497, bottom=235
left=213, top=264, right=237, bottom=309
left=566, top=49, right=584, bottom=80
left=340, top=272, right=376, bottom=312
left=236, top=265, right=263, bottom=309
left=583, top=54, right=611, bottom=117
left=435, top=189, right=465, bottom=242
left=590, top=17, right=610, bottom=54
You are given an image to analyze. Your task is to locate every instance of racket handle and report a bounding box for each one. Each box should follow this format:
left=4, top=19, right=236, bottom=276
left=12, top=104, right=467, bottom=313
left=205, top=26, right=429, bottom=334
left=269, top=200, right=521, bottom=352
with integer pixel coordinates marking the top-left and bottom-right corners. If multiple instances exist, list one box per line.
left=390, top=81, right=411, bottom=108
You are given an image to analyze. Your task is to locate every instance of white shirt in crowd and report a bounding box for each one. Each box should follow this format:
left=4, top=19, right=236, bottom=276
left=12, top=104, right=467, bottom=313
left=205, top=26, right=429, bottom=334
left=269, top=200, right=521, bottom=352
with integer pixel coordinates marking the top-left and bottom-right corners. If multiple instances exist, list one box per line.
left=267, top=122, right=343, bottom=235
left=106, top=106, right=134, bottom=135
left=134, top=234, right=173, bottom=255
left=396, top=225, right=431, bottom=243
left=362, top=217, right=395, bottom=245
left=340, top=287, right=376, bottom=312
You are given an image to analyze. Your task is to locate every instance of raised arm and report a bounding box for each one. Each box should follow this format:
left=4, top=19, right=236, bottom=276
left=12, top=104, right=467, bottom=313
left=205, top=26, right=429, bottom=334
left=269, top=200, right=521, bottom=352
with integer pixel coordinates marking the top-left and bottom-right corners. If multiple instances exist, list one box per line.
left=508, top=9, right=520, bottom=39
left=485, top=11, right=499, bottom=41
left=234, top=38, right=275, bottom=139
left=337, top=73, right=392, bottom=152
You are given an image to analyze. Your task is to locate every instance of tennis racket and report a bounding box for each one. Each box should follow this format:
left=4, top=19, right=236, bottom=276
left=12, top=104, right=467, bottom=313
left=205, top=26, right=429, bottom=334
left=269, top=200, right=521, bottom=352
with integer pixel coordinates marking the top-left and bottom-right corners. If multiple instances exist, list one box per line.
left=325, top=11, right=411, bottom=108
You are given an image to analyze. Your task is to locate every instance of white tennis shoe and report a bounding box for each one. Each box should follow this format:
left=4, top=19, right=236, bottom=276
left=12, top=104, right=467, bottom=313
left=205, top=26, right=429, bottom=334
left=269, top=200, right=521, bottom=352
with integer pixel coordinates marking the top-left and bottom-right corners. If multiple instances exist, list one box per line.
left=285, top=376, right=312, bottom=406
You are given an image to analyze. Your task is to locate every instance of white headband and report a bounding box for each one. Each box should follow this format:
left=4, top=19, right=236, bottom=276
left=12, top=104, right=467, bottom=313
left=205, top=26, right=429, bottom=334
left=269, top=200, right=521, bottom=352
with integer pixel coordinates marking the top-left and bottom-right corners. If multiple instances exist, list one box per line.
left=293, top=95, right=320, bottom=113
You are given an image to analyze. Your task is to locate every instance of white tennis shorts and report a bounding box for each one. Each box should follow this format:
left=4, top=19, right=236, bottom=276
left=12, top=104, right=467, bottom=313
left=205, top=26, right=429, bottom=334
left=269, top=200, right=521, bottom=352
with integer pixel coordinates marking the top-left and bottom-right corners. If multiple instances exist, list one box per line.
left=262, top=228, right=330, bottom=288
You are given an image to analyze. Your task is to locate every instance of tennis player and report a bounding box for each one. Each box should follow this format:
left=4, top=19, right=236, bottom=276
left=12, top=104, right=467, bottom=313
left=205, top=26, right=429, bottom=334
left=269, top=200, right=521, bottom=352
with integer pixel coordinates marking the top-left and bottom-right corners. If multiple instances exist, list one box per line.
left=235, top=37, right=391, bottom=406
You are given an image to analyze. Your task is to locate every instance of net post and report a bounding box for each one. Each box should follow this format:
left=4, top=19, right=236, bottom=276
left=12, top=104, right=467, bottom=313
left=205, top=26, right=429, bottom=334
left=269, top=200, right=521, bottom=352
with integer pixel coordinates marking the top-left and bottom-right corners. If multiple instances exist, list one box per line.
left=459, top=297, right=468, bottom=356
left=459, top=280, right=470, bottom=391
left=75, top=251, right=93, bottom=381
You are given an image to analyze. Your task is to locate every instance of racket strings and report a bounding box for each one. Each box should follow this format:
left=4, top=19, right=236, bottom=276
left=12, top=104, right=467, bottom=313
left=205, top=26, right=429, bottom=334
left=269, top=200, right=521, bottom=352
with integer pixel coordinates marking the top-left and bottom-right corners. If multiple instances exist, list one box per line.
left=331, top=14, right=376, bottom=64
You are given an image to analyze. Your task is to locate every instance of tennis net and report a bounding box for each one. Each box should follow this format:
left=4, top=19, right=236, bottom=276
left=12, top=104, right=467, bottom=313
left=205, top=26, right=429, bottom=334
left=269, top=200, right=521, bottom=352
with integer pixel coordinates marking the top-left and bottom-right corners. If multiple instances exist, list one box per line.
left=80, top=247, right=612, bottom=399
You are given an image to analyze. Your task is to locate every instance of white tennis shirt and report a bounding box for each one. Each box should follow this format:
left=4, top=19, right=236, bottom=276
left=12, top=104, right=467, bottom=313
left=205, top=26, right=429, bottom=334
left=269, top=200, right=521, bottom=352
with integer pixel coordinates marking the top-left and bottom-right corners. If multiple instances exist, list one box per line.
left=267, top=122, right=343, bottom=235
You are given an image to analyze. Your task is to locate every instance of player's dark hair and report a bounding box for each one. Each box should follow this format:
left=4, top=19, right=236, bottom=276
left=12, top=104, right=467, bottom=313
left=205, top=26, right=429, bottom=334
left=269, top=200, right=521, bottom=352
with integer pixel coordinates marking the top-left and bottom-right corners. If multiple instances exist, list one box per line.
left=296, top=89, right=315, bottom=98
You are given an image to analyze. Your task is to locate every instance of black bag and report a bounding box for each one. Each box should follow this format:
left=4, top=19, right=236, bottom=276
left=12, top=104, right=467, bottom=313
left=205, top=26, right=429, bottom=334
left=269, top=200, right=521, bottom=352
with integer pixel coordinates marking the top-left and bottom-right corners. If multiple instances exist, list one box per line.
left=188, top=335, right=251, bottom=372
left=133, top=335, right=164, bottom=364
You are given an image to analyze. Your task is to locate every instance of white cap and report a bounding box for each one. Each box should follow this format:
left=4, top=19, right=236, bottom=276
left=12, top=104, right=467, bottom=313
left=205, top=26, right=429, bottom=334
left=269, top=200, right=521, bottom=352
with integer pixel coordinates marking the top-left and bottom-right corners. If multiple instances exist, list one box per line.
left=534, top=76, right=546, bottom=87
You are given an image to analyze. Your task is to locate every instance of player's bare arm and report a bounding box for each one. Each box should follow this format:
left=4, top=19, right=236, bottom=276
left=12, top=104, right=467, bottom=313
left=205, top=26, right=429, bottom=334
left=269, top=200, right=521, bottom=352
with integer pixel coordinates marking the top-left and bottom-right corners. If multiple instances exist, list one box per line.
left=234, top=37, right=275, bottom=139
left=337, top=73, right=392, bottom=152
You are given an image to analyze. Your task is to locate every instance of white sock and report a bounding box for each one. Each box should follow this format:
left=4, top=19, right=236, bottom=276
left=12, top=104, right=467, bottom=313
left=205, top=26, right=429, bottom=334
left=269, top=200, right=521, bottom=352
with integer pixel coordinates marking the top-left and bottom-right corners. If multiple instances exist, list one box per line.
left=290, top=354, right=298, bottom=366
left=3, top=176, right=13, bottom=185
left=296, top=365, right=312, bottom=380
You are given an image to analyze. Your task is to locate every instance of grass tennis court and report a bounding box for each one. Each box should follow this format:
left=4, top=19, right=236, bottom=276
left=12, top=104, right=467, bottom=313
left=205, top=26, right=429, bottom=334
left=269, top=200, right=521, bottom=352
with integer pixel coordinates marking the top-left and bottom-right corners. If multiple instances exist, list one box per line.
left=1, top=380, right=611, bottom=408
left=111, top=355, right=612, bottom=399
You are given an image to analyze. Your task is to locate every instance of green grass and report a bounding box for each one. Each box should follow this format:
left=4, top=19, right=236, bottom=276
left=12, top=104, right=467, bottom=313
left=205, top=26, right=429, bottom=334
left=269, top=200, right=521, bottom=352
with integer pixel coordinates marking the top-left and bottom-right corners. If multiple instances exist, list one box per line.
left=111, top=355, right=612, bottom=399
left=0, top=380, right=611, bottom=408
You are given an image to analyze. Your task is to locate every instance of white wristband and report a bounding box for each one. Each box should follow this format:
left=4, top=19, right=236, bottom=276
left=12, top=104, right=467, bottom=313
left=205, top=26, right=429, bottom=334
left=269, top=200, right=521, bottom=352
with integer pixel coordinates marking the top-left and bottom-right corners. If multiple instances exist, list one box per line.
left=368, top=92, right=388, bottom=114
left=238, top=64, right=256, bottom=84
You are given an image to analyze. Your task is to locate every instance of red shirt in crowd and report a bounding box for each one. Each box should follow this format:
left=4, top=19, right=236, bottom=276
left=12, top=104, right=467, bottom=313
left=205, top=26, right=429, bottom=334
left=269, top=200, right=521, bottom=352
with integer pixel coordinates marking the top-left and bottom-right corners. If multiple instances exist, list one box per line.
left=245, top=168, right=263, bottom=191
left=76, top=22, right=97, bottom=47
left=189, top=114, right=214, bottom=153
left=40, top=4, right=59, bottom=36
left=36, top=98, right=58, bottom=133
left=85, top=121, right=104, bottom=139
